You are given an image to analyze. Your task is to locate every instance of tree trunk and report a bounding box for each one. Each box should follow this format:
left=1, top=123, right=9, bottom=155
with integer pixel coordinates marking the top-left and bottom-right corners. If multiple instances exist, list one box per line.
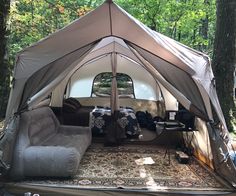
left=212, top=0, right=236, bottom=131
left=0, top=0, right=11, bottom=119
left=199, top=0, right=209, bottom=51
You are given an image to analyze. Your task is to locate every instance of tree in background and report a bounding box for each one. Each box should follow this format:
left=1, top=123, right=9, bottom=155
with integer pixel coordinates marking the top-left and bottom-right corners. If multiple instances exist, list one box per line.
left=0, top=0, right=11, bottom=119
left=212, top=0, right=236, bottom=131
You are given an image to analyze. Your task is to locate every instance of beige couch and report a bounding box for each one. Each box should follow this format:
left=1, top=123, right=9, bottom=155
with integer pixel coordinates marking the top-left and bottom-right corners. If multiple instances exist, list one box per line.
left=10, top=107, right=91, bottom=180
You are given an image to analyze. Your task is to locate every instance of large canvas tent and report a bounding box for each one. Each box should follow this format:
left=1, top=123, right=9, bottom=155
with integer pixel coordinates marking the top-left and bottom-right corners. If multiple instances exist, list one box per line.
left=1, top=0, right=236, bottom=193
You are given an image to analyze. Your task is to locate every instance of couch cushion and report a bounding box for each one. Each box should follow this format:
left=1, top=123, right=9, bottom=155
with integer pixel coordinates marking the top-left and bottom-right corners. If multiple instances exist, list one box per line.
left=24, top=146, right=80, bottom=177
left=42, top=132, right=91, bottom=158
left=23, top=107, right=59, bottom=145
left=29, top=116, right=57, bottom=145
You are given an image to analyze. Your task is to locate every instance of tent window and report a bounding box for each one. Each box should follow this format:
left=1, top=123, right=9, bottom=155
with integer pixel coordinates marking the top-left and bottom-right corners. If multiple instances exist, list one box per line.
left=92, top=72, right=135, bottom=98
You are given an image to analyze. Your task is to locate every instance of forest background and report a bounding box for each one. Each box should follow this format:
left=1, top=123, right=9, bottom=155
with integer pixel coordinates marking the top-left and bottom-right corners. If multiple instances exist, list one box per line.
left=0, top=0, right=235, bottom=133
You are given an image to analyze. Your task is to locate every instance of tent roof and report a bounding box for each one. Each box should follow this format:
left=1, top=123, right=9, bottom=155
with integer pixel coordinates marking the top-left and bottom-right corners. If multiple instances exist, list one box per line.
left=14, top=1, right=206, bottom=80
left=7, top=0, right=226, bottom=130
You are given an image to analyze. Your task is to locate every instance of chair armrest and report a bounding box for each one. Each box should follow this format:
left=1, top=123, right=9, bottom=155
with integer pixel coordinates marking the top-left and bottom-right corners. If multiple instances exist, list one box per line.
left=24, top=146, right=80, bottom=177
left=58, top=125, right=91, bottom=135
left=58, top=126, right=92, bottom=146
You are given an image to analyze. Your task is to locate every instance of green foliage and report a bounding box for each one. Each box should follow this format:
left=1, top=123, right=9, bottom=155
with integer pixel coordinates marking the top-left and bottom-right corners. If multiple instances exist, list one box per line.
left=93, top=72, right=134, bottom=96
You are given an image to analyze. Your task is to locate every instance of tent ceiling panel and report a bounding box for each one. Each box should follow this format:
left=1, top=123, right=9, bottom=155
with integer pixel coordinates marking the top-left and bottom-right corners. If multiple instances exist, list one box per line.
left=127, top=44, right=192, bottom=112
left=151, top=31, right=210, bottom=77
left=78, top=38, right=142, bottom=66
left=6, top=78, right=27, bottom=117
left=110, top=3, right=195, bottom=75
left=70, top=55, right=112, bottom=98
left=67, top=53, right=160, bottom=101
left=20, top=43, right=97, bottom=110
left=193, top=79, right=213, bottom=120
left=50, top=37, right=145, bottom=106
left=129, top=43, right=207, bottom=117
left=116, top=55, right=159, bottom=100
left=91, top=37, right=129, bottom=53
left=159, top=84, right=178, bottom=111
left=50, top=51, right=161, bottom=106
left=14, top=2, right=111, bottom=79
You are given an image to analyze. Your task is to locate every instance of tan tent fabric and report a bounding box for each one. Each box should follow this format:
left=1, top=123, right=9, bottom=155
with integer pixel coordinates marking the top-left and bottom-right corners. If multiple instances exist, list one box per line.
left=22, top=43, right=98, bottom=110
left=127, top=45, right=192, bottom=111
left=128, top=43, right=207, bottom=118
left=14, top=3, right=111, bottom=80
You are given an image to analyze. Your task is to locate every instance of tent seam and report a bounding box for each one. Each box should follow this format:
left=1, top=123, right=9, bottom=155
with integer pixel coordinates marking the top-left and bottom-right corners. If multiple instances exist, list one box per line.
left=108, top=2, right=113, bottom=35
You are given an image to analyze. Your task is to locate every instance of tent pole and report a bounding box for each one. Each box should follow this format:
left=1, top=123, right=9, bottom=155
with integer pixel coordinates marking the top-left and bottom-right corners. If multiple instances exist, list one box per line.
left=110, top=52, right=119, bottom=114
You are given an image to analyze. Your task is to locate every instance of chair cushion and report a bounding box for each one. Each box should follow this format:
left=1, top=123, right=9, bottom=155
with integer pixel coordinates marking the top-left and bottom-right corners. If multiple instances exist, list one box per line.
left=27, top=107, right=59, bottom=145
left=42, top=132, right=91, bottom=157
left=24, top=146, right=80, bottom=177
